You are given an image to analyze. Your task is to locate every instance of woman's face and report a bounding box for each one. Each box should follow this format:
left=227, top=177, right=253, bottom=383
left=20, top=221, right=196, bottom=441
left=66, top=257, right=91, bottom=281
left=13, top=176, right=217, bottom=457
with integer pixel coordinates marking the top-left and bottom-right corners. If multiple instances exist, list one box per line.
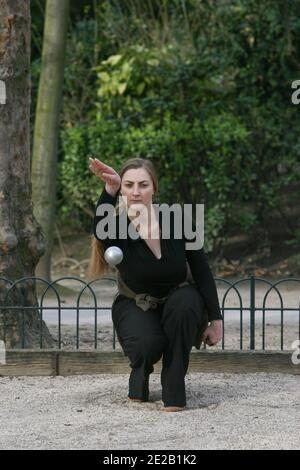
left=121, top=168, right=155, bottom=209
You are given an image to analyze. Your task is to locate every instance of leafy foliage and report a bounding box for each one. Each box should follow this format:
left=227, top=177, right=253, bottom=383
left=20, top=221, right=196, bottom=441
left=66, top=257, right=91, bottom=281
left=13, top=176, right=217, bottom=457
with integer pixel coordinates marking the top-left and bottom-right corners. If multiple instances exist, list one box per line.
left=31, top=0, right=300, bottom=252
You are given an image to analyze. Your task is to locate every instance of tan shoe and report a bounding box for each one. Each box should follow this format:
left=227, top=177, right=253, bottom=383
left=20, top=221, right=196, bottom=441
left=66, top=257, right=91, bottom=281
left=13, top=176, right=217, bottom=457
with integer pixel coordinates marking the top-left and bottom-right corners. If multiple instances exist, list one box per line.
left=162, top=406, right=186, bottom=412
left=128, top=397, right=143, bottom=402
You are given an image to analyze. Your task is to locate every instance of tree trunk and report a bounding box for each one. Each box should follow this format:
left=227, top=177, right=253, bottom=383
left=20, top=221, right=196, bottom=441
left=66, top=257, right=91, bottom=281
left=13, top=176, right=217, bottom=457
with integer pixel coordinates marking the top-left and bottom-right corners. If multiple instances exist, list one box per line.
left=0, top=0, right=55, bottom=348
left=32, top=0, right=69, bottom=281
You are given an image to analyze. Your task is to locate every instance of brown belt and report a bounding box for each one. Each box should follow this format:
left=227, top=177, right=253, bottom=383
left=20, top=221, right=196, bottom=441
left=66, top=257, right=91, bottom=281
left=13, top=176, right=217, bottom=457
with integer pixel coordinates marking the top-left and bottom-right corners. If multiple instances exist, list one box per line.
left=115, top=262, right=194, bottom=311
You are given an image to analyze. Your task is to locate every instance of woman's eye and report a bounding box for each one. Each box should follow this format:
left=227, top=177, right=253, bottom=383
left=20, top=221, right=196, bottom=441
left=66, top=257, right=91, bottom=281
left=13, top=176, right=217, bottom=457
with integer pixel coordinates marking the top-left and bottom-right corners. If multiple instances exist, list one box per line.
left=125, top=184, right=148, bottom=187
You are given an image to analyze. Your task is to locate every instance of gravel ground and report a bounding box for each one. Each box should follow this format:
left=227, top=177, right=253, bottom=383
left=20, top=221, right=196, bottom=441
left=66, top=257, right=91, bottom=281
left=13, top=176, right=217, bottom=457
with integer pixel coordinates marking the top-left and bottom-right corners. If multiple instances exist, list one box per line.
left=0, top=372, right=299, bottom=450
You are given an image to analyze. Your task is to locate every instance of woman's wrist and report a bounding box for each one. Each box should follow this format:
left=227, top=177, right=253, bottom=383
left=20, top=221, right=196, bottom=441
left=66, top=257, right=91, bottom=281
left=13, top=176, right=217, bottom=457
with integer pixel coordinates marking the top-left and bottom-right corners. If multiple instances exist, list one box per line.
left=105, top=184, right=120, bottom=197
left=210, top=320, right=222, bottom=327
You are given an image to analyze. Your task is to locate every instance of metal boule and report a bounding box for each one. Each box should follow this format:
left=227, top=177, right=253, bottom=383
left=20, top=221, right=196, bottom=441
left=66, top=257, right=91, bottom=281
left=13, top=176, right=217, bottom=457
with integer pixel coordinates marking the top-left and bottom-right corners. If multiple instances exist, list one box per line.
left=104, top=246, right=123, bottom=266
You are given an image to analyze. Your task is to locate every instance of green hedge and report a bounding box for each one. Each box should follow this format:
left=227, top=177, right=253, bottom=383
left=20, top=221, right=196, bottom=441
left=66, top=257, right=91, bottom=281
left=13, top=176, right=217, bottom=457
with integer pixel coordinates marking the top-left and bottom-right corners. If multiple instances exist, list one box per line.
left=46, top=0, right=300, bottom=252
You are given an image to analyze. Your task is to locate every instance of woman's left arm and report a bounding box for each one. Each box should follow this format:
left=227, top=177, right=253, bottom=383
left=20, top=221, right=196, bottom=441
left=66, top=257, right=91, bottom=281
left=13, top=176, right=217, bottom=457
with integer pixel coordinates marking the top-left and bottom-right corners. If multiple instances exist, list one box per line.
left=186, top=246, right=223, bottom=346
left=186, top=246, right=223, bottom=322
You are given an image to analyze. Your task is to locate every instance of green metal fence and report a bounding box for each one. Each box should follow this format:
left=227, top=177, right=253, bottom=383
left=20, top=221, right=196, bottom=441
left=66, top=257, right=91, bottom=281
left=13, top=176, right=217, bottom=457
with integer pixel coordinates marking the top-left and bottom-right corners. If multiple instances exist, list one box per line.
left=0, top=275, right=299, bottom=350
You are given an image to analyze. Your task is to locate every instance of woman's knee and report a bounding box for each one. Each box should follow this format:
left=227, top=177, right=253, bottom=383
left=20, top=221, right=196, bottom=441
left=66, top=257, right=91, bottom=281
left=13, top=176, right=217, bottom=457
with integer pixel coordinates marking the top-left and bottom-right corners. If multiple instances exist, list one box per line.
left=165, top=285, right=205, bottom=316
left=134, top=334, right=168, bottom=362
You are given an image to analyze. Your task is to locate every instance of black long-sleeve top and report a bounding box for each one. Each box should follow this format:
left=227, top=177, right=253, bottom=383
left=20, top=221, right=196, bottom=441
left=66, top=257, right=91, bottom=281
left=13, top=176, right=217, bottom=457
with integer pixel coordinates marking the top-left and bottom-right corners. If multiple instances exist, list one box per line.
left=93, top=187, right=222, bottom=322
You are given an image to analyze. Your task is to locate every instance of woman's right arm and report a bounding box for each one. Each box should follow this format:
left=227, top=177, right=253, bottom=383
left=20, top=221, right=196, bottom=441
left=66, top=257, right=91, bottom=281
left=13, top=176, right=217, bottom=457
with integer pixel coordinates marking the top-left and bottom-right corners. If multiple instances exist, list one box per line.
left=89, top=158, right=121, bottom=242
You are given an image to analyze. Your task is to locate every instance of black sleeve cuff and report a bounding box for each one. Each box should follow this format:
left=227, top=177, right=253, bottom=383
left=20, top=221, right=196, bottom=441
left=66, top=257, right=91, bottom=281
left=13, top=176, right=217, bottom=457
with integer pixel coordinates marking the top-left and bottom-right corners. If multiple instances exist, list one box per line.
left=96, top=186, right=120, bottom=207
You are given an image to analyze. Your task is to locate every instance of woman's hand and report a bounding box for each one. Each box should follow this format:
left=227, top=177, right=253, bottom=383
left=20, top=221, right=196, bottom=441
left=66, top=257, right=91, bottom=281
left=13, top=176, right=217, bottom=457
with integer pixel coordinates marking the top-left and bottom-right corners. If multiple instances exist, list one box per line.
left=202, top=320, right=222, bottom=346
left=89, top=157, right=121, bottom=195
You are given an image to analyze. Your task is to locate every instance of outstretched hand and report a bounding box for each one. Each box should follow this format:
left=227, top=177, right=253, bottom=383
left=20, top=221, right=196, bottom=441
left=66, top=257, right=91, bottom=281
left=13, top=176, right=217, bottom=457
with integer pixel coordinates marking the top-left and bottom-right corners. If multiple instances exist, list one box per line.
left=202, top=320, right=222, bottom=346
left=89, top=157, right=121, bottom=193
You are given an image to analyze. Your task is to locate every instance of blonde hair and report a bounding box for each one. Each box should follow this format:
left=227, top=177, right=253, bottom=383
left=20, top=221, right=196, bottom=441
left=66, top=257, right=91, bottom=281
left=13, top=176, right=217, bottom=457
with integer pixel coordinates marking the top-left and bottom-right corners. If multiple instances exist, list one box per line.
left=87, top=158, right=158, bottom=280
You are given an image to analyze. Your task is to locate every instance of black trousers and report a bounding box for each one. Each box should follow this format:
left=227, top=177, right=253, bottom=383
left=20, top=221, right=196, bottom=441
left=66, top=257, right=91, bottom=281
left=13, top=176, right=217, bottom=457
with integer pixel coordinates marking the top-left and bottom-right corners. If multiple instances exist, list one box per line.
left=111, top=284, right=208, bottom=407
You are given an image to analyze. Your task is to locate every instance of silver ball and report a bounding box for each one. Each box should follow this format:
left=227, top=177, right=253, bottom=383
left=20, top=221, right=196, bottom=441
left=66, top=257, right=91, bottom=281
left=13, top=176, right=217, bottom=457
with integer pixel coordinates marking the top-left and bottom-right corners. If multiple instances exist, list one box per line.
left=104, top=246, right=123, bottom=266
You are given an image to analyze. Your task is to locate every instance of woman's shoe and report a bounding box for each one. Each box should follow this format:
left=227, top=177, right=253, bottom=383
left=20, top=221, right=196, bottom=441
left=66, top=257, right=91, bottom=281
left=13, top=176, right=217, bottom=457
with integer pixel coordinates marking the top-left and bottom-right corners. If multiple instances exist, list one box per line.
left=128, top=397, right=143, bottom=402
left=162, top=406, right=186, bottom=412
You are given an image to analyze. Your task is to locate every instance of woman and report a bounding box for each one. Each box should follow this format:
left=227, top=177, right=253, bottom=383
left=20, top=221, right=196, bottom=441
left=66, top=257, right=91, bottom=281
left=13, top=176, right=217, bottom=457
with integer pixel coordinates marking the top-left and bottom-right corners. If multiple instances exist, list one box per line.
left=88, top=157, right=222, bottom=412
